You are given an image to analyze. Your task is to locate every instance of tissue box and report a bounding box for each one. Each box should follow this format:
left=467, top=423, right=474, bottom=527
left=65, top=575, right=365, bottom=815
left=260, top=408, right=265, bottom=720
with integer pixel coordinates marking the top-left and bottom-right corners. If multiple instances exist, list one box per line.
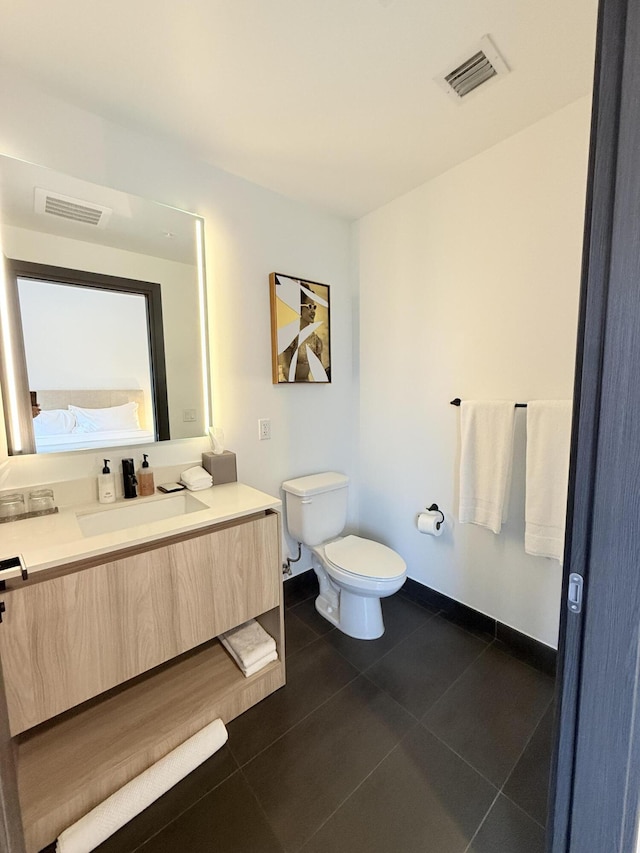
left=202, top=451, right=237, bottom=485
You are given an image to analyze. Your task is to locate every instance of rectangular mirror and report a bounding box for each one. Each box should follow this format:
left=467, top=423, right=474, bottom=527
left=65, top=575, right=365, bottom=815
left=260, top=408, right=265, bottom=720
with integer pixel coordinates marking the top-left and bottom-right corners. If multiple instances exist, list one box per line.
left=0, top=155, right=211, bottom=456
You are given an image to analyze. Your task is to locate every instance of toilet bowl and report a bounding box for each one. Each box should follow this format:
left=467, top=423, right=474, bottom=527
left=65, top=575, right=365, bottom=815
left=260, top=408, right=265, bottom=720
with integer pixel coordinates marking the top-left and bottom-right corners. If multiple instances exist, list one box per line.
left=312, top=535, right=406, bottom=639
left=282, top=473, right=407, bottom=640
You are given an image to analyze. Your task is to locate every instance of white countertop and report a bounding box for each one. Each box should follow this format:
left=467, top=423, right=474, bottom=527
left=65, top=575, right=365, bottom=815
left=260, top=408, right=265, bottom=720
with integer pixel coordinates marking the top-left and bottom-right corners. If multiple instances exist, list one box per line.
left=0, top=482, right=281, bottom=575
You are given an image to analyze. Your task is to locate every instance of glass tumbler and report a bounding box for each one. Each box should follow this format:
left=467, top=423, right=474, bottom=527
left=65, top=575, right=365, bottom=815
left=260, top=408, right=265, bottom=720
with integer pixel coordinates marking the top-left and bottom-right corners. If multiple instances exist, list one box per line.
left=28, top=489, right=55, bottom=514
left=0, top=493, right=26, bottom=519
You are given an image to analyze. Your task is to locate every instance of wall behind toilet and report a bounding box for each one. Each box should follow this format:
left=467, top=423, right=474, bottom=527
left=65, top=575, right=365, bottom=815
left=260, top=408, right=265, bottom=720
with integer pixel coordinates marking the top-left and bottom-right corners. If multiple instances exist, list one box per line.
left=354, top=97, right=592, bottom=648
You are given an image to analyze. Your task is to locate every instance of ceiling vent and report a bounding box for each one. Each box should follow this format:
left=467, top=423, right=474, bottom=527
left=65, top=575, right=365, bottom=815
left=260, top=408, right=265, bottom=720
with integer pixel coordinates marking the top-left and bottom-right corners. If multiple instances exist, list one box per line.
left=437, top=35, right=509, bottom=101
left=34, top=188, right=112, bottom=228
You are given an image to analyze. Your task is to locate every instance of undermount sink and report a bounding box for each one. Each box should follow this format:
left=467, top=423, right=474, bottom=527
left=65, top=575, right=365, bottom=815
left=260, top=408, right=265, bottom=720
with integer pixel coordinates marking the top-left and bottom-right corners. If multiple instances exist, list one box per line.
left=76, top=493, right=208, bottom=537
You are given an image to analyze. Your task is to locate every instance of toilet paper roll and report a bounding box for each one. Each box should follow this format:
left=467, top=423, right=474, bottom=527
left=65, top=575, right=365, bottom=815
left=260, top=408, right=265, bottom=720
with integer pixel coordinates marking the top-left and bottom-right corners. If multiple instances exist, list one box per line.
left=417, top=512, right=443, bottom=536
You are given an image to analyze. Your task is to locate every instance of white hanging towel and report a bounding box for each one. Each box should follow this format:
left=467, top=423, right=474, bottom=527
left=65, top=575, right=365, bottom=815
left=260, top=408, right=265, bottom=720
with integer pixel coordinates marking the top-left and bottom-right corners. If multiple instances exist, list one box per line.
left=525, top=400, right=572, bottom=563
left=458, top=401, right=516, bottom=534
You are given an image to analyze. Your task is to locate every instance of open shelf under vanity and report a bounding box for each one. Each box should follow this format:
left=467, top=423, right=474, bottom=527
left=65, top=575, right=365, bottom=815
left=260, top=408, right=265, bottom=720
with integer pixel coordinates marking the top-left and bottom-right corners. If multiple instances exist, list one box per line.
left=0, top=509, right=285, bottom=853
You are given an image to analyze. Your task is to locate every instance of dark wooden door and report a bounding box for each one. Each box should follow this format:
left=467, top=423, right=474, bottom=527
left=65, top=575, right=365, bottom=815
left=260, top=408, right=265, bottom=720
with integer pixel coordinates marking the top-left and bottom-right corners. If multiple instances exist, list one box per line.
left=549, top=0, right=640, bottom=850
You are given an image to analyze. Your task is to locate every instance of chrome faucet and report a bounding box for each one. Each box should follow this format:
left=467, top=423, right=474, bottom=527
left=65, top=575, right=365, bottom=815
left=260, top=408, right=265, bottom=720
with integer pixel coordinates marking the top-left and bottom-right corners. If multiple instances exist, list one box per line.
left=122, top=458, right=138, bottom=499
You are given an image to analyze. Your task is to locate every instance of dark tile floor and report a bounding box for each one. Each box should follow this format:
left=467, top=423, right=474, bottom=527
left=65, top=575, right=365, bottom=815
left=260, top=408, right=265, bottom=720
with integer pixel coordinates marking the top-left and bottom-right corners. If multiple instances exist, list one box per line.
left=86, top=574, right=555, bottom=853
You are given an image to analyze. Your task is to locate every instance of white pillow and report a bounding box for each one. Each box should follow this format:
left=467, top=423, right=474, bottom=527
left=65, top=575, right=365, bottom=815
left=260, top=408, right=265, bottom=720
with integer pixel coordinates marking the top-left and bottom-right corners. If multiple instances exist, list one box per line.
left=69, top=402, right=140, bottom=433
left=33, top=408, right=77, bottom=436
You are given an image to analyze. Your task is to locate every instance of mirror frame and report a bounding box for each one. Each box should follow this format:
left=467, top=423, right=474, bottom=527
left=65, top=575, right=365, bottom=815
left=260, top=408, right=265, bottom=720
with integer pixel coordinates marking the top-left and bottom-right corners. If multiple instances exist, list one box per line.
left=9, top=258, right=172, bottom=454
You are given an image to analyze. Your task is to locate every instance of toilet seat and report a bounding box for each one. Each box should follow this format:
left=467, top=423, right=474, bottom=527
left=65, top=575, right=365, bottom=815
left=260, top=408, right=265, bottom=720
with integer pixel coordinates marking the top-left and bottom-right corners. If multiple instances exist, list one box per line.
left=324, top=535, right=405, bottom=580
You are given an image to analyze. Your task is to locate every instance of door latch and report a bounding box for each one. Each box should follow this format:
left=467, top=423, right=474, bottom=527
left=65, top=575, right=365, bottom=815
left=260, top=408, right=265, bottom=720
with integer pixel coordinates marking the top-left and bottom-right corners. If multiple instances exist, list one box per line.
left=568, top=573, right=584, bottom=614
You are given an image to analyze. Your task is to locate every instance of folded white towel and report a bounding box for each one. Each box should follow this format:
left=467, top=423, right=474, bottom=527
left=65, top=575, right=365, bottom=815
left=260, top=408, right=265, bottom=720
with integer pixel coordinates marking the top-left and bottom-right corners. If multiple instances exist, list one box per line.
left=180, top=479, right=213, bottom=492
left=458, top=401, right=516, bottom=534
left=220, top=619, right=276, bottom=668
left=241, top=650, right=278, bottom=677
left=181, top=466, right=213, bottom=486
left=525, top=400, right=572, bottom=563
left=220, top=639, right=278, bottom=677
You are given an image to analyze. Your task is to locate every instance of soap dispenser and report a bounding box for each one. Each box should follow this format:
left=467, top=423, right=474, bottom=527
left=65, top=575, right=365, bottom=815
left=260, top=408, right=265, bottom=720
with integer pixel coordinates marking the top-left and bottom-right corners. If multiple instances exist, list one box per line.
left=138, top=454, right=155, bottom=497
left=122, top=458, right=138, bottom=499
left=98, top=460, right=116, bottom=504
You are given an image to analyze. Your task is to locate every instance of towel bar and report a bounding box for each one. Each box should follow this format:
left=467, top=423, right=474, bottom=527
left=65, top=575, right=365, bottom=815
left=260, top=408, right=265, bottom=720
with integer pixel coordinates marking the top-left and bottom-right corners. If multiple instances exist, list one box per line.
left=450, top=398, right=527, bottom=408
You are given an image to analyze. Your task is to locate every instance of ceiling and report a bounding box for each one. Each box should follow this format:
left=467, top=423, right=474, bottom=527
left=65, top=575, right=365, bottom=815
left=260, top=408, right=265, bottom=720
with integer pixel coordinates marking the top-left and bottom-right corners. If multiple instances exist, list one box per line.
left=0, top=0, right=598, bottom=220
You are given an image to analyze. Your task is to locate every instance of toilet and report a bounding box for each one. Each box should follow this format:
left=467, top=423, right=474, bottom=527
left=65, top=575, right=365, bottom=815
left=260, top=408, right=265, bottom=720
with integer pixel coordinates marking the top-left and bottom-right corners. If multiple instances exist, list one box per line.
left=282, top=472, right=407, bottom=640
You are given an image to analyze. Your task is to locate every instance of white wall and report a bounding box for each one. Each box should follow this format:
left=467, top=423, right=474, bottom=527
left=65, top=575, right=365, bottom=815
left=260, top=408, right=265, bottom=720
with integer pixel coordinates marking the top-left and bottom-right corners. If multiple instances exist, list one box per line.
left=354, top=97, right=592, bottom=647
left=0, top=68, right=356, bottom=556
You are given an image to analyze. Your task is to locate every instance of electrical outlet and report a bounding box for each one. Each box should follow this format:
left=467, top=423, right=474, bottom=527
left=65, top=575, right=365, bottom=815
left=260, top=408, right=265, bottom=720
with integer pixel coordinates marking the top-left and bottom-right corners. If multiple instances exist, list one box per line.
left=258, top=418, right=271, bottom=440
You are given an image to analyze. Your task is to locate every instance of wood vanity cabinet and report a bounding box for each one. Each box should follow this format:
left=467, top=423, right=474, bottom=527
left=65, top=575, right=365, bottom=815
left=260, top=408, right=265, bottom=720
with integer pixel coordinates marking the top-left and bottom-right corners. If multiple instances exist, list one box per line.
left=0, top=509, right=285, bottom=853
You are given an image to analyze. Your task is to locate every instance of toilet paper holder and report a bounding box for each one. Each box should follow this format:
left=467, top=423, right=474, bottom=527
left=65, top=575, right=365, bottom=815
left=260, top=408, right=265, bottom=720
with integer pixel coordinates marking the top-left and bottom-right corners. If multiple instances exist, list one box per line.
left=425, top=503, right=445, bottom=530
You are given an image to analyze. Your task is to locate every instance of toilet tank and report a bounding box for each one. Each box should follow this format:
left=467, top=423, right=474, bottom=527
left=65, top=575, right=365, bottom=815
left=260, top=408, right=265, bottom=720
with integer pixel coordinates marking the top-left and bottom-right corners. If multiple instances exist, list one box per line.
left=282, top=472, right=349, bottom=547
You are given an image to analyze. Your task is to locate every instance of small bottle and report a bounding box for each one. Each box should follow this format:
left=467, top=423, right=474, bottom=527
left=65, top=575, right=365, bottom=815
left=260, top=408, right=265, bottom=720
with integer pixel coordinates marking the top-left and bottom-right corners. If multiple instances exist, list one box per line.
left=98, top=460, right=116, bottom=504
left=138, top=453, right=155, bottom=497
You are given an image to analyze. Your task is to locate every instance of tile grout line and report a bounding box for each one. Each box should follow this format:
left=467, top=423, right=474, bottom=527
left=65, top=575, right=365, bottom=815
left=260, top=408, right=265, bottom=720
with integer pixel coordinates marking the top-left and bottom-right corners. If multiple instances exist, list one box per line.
left=235, top=664, right=361, bottom=769
left=401, top=590, right=556, bottom=679
left=499, top=690, right=555, bottom=793
left=420, top=645, right=555, bottom=808
left=417, top=722, right=503, bottom=792
left=236, top=763, right=288, bottom=853
left=242, top=604, right=435, bottom=773
left=236, top=672, right=422, bottom=850
left=359, top=671, right=427, bottom=728
left=292, top=596, right=440, bottom=677
left=496, top=691, right=556, bottom=829
left=286, top=590, right=553, bottom=840
left=415, top=639, right=495, bottom=721
left=343, top=612, right=441, bottom=675
left=128, top=765, right=245, bottom=853
left=462, top=788, right=502, bottom=853
left=501, top=790, right=547, bottom=832
left=295, top=724, right=421, bottom=852
left=355, top=607, right=483, bottom=681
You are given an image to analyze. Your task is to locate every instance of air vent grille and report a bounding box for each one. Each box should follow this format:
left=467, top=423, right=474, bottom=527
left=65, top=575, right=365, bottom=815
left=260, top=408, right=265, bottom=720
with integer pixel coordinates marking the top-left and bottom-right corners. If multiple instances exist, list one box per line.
left=445, top=51, right=497, bottom=98
left=34, top=188, right=112, bottom=228
left=437, top=35, right=509, bottom=102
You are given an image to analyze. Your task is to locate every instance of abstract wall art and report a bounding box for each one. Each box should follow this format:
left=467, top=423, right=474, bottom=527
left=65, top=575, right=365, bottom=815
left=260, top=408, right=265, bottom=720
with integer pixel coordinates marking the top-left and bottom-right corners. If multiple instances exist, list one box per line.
left=270, top=273, right=331, bottom=383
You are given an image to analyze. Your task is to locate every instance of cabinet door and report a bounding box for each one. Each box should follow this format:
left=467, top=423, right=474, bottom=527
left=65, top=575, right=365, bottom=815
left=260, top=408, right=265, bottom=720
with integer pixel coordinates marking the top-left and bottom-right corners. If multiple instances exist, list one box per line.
left=0, top=512, right=279, bottom=735
left=170, top=512, right=280, bottom=650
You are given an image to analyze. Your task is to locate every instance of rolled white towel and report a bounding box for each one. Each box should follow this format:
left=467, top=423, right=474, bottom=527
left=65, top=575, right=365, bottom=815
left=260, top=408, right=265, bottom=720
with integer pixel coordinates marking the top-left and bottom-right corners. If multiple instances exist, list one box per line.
left=56, top=718, right=228, bottom=853
left=220, top=619, right=276, bottom=669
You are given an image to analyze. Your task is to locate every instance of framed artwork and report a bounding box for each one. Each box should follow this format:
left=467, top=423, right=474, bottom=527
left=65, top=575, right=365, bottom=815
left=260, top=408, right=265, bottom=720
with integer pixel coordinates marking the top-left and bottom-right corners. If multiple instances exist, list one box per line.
left=270, top=273, right=331, bottom=383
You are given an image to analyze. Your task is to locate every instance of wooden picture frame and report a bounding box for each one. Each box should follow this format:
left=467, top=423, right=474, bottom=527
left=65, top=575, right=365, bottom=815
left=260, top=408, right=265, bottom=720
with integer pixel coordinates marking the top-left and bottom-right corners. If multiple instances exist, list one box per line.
left=269, top=273, right=331, bottom=383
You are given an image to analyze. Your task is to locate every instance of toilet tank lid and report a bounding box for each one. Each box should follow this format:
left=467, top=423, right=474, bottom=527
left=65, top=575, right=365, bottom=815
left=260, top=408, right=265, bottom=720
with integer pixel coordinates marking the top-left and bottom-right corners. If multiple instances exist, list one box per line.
left=282, top=472, right=349, bottom=497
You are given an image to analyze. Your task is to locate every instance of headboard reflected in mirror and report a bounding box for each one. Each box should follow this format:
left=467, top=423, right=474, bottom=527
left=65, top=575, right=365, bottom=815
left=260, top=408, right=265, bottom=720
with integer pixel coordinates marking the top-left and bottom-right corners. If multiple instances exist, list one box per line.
left=33, top=389, right=152, bottom=455
left=0, top=154, right=211, bottom=457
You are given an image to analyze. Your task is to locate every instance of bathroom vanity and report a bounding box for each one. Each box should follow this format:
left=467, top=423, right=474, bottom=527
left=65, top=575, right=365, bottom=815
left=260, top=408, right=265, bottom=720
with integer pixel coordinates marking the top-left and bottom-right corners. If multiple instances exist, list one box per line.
left=0, top=483, right=285, bottom=853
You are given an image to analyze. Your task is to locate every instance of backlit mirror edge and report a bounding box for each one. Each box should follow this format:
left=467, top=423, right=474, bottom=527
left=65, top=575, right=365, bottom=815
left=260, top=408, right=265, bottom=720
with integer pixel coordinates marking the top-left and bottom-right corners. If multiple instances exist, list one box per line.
left=0, top=157, right=214, bottom=484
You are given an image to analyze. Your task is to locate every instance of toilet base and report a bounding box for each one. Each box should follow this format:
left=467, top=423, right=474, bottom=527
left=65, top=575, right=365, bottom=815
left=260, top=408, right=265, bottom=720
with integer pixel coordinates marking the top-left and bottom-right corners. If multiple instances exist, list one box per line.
left=315, top=589, right=384, bottom=640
